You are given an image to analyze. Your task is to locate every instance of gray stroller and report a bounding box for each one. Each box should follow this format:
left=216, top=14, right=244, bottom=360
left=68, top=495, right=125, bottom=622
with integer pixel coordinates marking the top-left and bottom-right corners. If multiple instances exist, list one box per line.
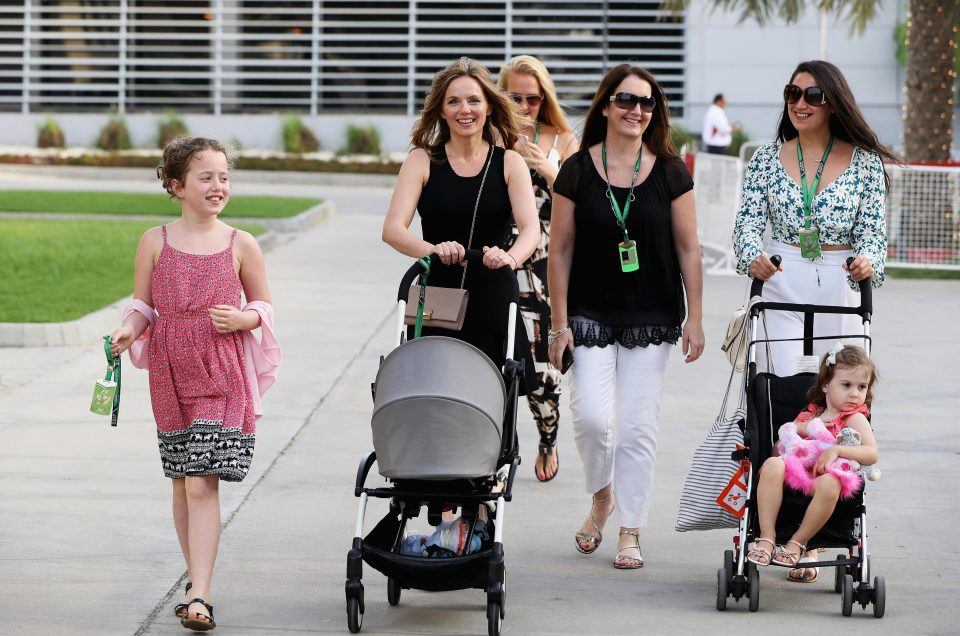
left=345, top=251, right=521, bottom=636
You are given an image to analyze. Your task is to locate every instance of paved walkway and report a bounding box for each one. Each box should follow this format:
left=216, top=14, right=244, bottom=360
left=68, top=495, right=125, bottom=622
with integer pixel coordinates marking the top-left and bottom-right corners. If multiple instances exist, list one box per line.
left=0, top=167, right=957, bottom=634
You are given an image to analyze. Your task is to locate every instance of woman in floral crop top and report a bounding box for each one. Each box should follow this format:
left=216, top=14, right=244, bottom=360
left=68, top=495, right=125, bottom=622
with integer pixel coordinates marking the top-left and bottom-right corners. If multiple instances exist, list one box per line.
left=732, top=60, right=897, bottom=379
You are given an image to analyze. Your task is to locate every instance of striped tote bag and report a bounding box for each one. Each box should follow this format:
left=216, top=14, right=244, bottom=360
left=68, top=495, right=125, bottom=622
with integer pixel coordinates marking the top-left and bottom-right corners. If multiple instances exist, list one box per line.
left=675, top=365, right=746, bottom=531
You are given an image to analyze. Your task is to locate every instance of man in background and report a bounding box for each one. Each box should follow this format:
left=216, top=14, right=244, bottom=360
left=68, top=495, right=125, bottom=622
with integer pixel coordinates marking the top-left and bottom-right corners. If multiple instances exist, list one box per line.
left=702, top=93, right=740, bottom=154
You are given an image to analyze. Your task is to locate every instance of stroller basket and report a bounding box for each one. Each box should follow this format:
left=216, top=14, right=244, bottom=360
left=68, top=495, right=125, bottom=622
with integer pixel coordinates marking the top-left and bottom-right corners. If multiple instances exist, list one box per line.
left=361, top=510, right=495, bottom=592
left=371, top=336, right=506, bottom=480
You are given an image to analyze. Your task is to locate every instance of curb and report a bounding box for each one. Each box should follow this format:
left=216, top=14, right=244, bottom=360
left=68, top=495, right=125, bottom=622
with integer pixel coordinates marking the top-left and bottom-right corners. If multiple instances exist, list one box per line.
left=0, top=202, right=335, bottom=348
left=0, top=200, right=334, bottom=233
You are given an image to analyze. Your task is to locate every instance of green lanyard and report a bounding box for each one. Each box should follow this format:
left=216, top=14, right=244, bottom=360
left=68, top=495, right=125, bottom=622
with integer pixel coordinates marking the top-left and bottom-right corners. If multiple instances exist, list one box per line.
left=797, top=135, right=834, bottom=229
left=528, top=121, right=541, bottom=177
left=103, top=335, right=121, bottom=427
left=601, top=141, right=643, bottom=242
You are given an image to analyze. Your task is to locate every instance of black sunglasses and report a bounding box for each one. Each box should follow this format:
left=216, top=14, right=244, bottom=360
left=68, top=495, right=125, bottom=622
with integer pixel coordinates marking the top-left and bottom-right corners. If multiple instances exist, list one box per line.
left=609, top=92, right=656, bottom=113
left=509, top=93, right=543, bottom=107
left=783, top=84, right=827, bottom=107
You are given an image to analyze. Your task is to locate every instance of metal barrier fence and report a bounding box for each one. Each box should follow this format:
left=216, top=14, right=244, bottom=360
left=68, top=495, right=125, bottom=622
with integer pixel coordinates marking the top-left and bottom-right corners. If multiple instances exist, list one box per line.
left=693, top=151, right=960, bottom=272
left=886, top=165, right=960, bottom=269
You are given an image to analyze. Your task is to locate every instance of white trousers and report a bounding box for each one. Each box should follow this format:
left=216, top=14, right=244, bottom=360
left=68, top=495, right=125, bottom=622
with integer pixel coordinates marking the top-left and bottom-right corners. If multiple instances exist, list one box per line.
left=757, top=241, right=861, bottom=375
left=568, top=340, right=671, bottom=528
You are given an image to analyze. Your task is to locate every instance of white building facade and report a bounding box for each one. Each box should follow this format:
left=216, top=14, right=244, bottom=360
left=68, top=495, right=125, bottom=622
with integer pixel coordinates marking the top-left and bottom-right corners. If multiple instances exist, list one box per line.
left=0, top=1, right=919, bottom=151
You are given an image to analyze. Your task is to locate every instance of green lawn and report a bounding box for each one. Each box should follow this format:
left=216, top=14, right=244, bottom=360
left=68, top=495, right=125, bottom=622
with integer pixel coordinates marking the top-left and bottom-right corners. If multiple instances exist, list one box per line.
left=887, top=267, right=960, bottom=280
left=0, top=190, right=321, bottom=218
left=0, top=219, right=265, bottom=323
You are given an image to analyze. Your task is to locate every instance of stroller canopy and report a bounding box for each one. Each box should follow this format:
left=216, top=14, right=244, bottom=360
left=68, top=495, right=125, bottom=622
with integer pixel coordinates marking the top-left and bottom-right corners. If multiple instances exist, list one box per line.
left=372, top=336, right=506, bottom=480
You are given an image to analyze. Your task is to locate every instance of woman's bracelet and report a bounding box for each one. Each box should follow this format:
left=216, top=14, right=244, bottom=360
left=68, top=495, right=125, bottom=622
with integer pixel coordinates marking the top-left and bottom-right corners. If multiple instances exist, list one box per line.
left=547, top=325, right=569, bottom=345
left=505, top=252, right=519, bottom=269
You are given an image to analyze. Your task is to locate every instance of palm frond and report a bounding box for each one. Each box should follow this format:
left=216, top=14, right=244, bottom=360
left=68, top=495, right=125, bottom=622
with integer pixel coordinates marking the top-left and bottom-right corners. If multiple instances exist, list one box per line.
left=659, top=0, right=883, bottom=34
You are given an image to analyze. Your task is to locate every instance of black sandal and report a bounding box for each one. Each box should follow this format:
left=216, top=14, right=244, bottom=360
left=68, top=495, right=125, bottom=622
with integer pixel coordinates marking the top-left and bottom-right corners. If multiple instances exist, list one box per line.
left=535, top=443, right=559, bottom=482
left=180, top=598, right=216, bottom=632
left=174, top=581, right=192, bottom=619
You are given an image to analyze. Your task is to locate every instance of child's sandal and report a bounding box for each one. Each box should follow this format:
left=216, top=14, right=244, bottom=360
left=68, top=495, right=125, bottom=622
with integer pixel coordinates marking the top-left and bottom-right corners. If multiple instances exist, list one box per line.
left=180, top=598, right=216, bottom=632
left=174, top=581, right=193, bottom=619
left=772, top=539, right=806, bottom=567
left=746, top=537, right=776, bottom=566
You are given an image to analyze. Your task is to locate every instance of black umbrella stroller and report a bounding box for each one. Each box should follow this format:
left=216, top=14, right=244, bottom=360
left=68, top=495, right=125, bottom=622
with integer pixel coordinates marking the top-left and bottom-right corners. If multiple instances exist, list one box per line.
left=345, top=251, right=521, bottom=636
left=716, top=256, right=886, bottom=617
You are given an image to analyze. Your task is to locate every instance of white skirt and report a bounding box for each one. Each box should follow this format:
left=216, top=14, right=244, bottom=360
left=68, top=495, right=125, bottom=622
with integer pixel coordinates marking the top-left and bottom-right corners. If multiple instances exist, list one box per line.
left=755, top=241, right=864, bottom=375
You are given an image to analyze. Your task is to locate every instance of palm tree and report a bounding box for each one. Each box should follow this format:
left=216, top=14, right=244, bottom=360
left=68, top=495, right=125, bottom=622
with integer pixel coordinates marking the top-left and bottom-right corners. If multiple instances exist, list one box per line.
left=663, top=0, right=960, bottom=162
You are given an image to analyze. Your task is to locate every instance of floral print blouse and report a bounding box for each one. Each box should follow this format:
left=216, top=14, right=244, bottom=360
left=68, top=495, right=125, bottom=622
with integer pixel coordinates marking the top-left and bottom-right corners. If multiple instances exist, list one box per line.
left=733, top=141, right=887, bottom=288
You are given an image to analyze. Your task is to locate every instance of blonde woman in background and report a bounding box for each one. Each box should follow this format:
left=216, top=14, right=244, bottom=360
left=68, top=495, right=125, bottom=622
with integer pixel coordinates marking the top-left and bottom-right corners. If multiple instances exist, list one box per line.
left=497, top=55, right=577, bottom=483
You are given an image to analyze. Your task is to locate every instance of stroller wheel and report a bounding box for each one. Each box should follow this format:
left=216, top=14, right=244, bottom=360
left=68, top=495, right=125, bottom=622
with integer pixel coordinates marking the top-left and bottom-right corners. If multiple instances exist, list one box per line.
left=387, top=578, right=401, bottom=606
left=841, top=574, right=854, bottom=616
left=747, top=563, right=760, bottom=612
left=723, top=549, right=734, bottom=575
left=487, top=600, right=502, bottom=636
left=347, top=597, right=363, bottom=633
left=716, top=566, right=729, bottom=611
left=834, top=554, right=847, bottom=593
left=872, top=576, right=886, bottom=618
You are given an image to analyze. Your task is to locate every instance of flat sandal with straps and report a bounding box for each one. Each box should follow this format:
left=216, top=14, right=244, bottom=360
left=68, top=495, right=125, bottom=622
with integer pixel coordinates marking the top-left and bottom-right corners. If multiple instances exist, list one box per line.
left=772, top=539, right=806, bottom=567
left=613, top=530, right=643, bottom=569
left=574, top=494, right=612, bottom=555
left=174, top=581, right=193, bottom=618
left=746, top=537, right=777, bottom=566
left=180, top=598, right=216, bottom=632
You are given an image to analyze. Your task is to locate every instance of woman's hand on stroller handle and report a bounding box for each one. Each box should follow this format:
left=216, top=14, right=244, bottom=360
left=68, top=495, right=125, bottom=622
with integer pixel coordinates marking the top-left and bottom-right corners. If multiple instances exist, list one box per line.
left=482, top=245, right=518, bottom=270
left=842, top=254, right=874, bottom=282
left=433, top=240, right=466, bottom=267
left=749, top=253, right=783, bottom=283
left=750, top=255, right=783, bottom=297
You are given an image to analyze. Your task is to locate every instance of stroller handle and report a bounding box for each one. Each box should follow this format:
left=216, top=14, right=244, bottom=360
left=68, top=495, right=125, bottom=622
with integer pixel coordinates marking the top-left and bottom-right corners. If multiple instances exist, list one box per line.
left=749, top=255, right=873, bottom=319
left=396, top=249, right=520, bottom=303
left=748, top=255, right=782, bottom=298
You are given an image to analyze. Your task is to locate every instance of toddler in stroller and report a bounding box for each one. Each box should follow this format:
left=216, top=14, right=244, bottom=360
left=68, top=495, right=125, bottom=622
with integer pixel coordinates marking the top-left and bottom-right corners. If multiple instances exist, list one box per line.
left=345, top=252, right=521, bottom=636
left=747, top=344, right=878, bottom=572
left=716, top=259, right=886, bottom=617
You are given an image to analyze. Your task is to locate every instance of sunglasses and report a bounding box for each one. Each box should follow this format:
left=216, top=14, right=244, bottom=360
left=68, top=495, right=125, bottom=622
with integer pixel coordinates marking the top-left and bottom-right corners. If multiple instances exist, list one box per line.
left=609, top=92, right=656, bottom=113
left=509, top=93, right=543, bottom=107
left=783, top=84, right=827, bottom=106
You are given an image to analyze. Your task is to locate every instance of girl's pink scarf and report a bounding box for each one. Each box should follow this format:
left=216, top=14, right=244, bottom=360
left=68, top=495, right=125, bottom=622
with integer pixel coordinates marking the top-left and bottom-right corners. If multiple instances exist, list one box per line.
left=122, top=298, right=281, bottom=419
left=776, top=404, right=869, bottom=499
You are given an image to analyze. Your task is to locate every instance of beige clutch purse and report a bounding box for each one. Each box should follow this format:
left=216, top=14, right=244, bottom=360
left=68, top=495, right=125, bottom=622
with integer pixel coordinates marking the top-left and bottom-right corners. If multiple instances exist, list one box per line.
left=404, top=285, right=469, bottom=331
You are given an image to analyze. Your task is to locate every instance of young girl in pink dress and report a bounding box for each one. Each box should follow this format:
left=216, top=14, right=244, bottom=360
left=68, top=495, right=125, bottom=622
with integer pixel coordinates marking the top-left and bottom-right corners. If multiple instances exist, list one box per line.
left=110, top=137, right=280, bottom=632
left=746, top=344, right=878, bottom=577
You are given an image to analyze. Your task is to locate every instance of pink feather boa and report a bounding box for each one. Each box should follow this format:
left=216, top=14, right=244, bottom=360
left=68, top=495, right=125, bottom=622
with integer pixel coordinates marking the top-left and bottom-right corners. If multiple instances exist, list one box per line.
left=777, top=418, right=863, bottom=499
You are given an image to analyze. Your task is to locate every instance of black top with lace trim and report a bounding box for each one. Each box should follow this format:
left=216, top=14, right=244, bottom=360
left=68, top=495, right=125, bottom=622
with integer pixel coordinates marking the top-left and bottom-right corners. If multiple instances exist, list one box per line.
left=570, top=317, right=681, bottom=349
left=553, top=148, right=693, bottom=340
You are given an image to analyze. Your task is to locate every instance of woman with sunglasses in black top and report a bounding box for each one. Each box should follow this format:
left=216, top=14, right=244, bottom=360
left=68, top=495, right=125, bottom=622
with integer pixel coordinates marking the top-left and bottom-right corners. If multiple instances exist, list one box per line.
left=733, top=60, right=896, bottom=582
left=548, top=64, right=704, bottom=569
left=496, top=55, right=578, bottom=483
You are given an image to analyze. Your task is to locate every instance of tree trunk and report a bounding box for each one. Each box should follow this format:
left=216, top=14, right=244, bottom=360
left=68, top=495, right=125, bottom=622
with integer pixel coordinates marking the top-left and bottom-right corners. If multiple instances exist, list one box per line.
left=903, top=0, right=960, bottom=162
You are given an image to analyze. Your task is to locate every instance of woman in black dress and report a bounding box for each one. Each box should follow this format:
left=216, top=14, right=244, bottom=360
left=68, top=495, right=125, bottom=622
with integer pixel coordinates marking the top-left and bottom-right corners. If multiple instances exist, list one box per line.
left=382, top=57, right=540, bottom=387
